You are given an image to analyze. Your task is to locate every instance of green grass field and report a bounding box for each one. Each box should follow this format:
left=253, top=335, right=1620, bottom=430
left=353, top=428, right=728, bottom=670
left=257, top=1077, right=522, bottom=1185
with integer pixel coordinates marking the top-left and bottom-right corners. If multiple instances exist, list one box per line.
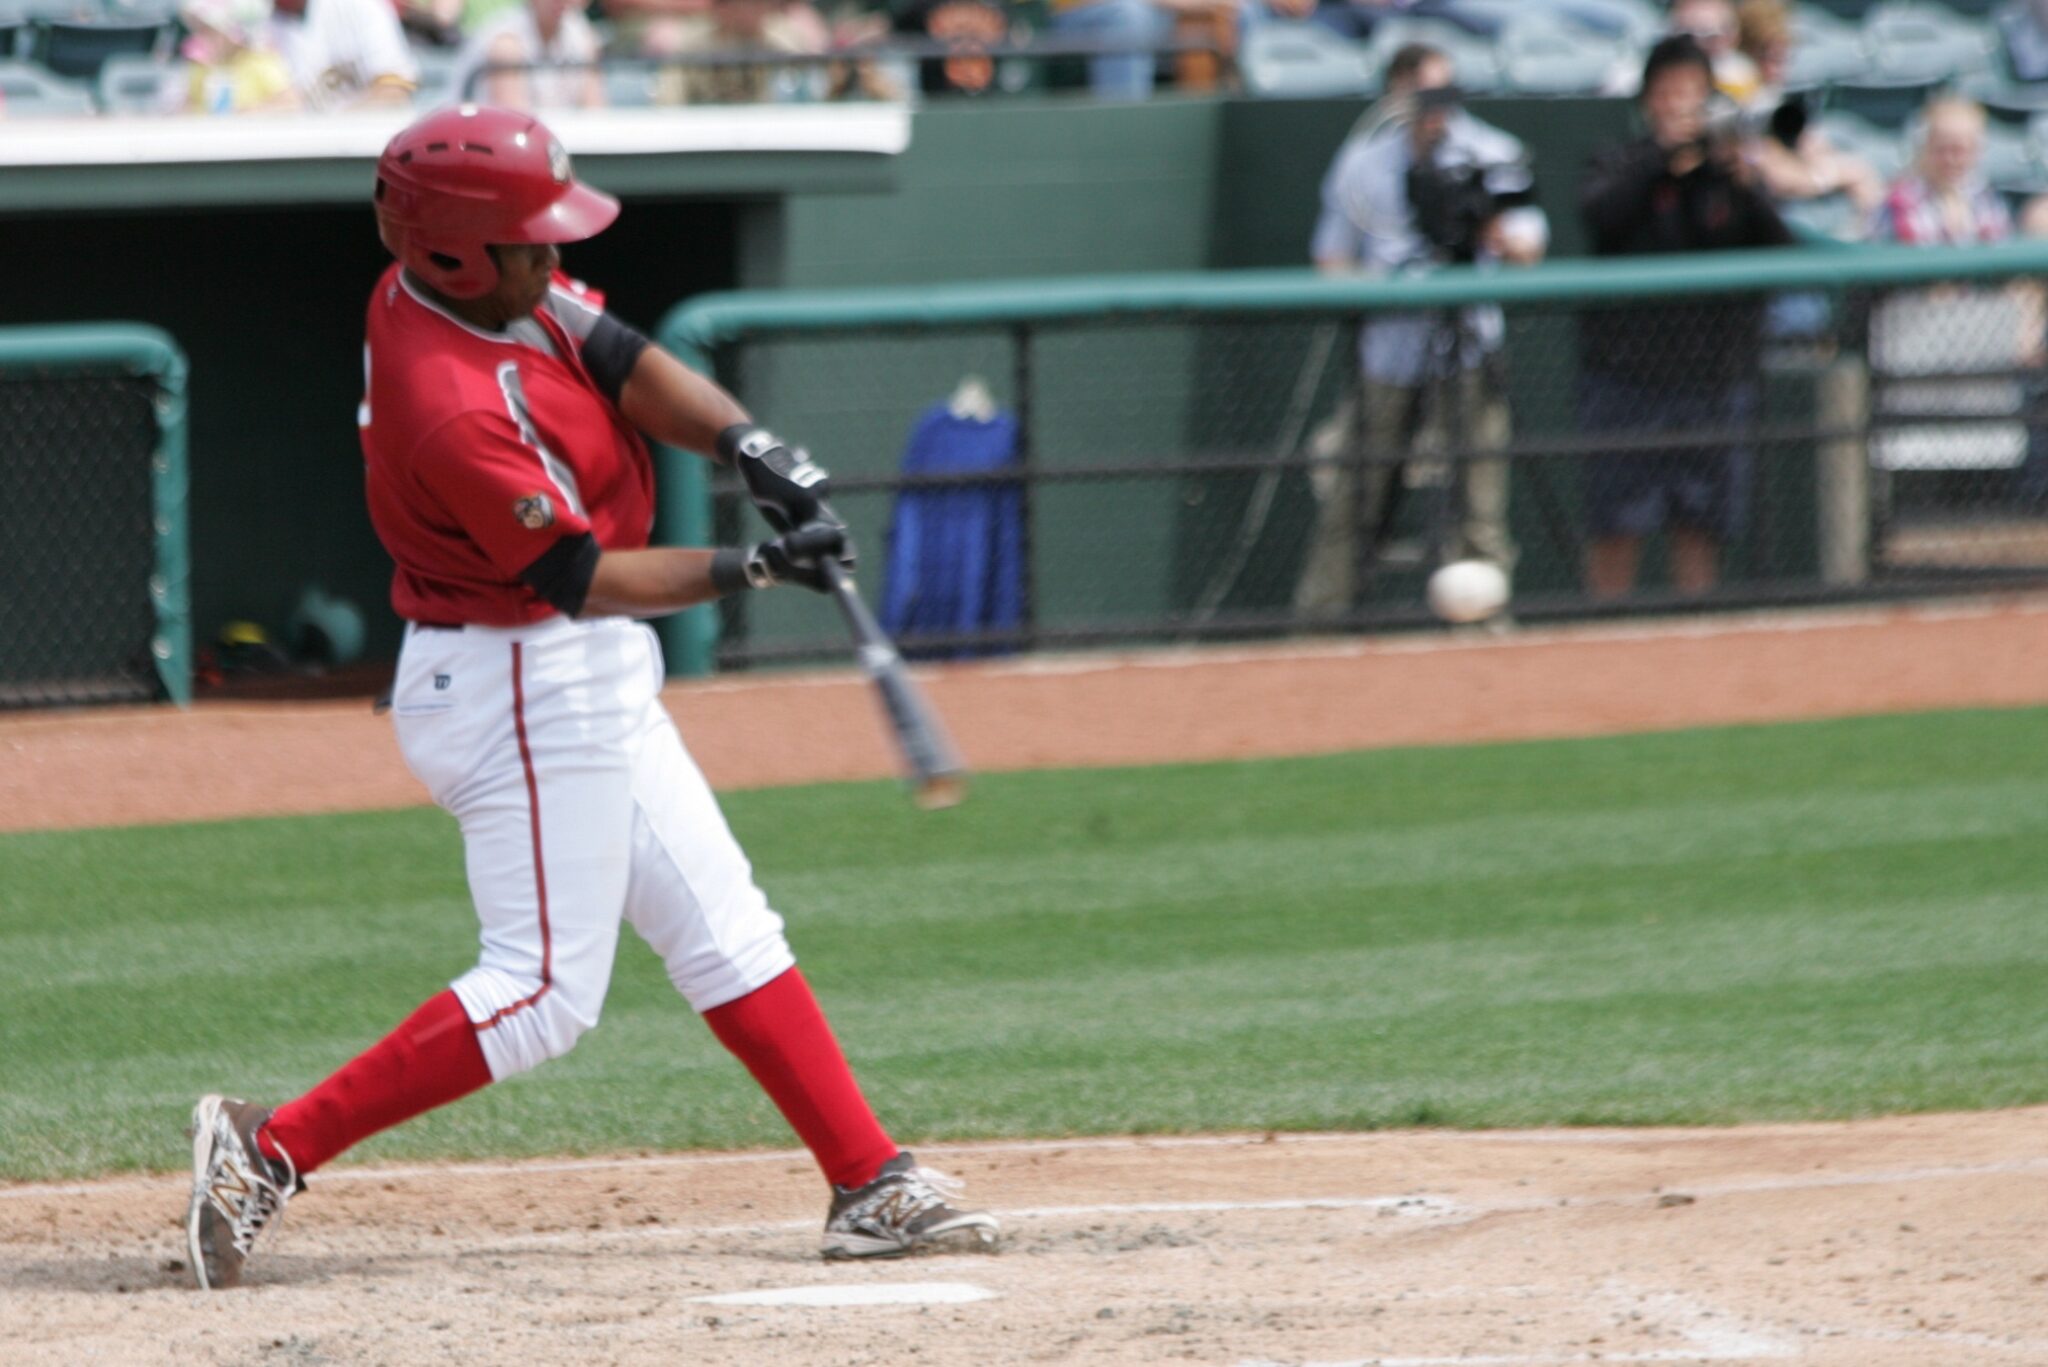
left=4, top=707, right=2047, bottom=1183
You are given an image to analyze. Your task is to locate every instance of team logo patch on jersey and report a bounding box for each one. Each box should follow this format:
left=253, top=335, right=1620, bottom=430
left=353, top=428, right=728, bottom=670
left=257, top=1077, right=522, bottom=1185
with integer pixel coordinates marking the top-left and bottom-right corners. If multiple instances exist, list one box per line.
left=514, top=493, right=556, bottom=530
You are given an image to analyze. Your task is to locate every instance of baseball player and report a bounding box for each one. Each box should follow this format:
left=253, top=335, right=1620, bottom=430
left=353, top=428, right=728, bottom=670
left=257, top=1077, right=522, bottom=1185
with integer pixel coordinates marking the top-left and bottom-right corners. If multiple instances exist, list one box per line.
left=184, top=104, right=999, bottom=1290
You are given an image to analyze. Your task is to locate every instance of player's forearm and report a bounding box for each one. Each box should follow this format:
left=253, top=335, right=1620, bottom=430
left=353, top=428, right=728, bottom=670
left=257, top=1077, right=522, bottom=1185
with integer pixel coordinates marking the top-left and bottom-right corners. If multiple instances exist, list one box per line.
left=619, top=344, right=751, bottom=457
left=580, top=546, right=724, bottom=617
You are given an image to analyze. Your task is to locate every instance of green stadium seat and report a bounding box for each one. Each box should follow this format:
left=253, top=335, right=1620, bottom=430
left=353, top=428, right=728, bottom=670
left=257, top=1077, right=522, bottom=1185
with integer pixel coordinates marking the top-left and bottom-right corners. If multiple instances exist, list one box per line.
left=96, top=48, right=178, bottom=112
left=1496, top=11, right=1629, bottom=95
left=0, top=54, right=95, bottom=112
left=1861, top=2, right=1995, bottom=85
left=1241, top=20, right=1377, bottom=98
left=1784, top=6, right=1868, bottom=92
left=1367, top=16, right=1503, bottom=94
left=1816, top=108, right=1912, bottom=181
left=601, top=60, right=657, bottom=108
left=410, top=45, right=456, bottom=107
left=29, top=17, right=165, bottom=82
left=1825, top=79, right=1943, bottom=127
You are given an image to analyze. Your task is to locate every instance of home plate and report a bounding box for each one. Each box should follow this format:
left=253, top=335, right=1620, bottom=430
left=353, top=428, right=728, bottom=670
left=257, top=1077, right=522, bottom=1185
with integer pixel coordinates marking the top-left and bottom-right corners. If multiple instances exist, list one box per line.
left=691, top=1282, right=999, bottom=1308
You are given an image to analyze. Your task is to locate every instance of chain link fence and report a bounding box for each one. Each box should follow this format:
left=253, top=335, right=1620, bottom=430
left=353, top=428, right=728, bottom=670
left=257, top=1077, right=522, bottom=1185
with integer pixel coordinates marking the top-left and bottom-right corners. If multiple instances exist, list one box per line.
left=654, top=243, right=2048, bottom=674
left=0, top=326, right=190, bottom=708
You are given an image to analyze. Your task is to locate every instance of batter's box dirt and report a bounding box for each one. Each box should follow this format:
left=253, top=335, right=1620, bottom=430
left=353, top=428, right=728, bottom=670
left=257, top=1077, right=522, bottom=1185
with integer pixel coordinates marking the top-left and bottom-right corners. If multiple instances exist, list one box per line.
left=3, top=1111, right=2045, bottom=1365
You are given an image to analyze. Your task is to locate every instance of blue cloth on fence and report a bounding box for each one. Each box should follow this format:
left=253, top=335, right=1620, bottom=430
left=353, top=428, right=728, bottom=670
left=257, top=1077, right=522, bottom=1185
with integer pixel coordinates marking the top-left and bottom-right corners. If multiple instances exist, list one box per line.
left=881, top=403, right=1024, bottom=656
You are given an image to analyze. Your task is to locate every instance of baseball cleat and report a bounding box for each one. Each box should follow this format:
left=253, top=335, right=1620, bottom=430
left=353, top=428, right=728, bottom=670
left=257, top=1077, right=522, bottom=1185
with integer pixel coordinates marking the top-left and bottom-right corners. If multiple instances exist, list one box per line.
left=185, top=1094, right=298, bottom=1291
left=821, top=1151, right=1000, bottom=1259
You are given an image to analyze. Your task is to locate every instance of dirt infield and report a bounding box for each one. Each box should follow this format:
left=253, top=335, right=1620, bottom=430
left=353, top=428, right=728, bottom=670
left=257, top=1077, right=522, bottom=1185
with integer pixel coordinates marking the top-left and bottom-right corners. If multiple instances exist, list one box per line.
left=6, top=600, right=2048, bottom=1363
left=4, top=1112, right=2047, bottom=1365
left=12, top=596, right=2048, bottom=833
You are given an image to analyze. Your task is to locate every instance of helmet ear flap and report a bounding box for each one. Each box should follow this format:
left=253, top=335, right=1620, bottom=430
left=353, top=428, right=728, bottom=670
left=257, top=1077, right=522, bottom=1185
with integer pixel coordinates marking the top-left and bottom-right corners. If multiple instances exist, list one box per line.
left=395, top=232, right=499, bottom=300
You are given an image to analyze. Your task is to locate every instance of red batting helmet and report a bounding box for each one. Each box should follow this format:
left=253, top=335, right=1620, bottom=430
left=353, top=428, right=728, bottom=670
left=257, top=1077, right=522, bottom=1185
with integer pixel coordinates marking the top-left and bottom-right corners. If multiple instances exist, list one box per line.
left=372, top=105, right=619, bottom=300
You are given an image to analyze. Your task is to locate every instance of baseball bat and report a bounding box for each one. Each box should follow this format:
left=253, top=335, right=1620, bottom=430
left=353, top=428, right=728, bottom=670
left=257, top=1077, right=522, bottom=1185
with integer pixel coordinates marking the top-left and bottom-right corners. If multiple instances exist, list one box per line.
left=817, top=557, right=969, bottom=809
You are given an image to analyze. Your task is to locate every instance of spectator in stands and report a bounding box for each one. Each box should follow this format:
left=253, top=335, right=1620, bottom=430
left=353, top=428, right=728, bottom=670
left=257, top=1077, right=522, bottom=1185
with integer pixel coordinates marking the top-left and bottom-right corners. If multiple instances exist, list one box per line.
left=1607, top=0, right=1756, bottom=99
left=890, top=0, right=1011, bottom=97
left=180, top=0, right=294, bottom=111
left=1670, top=0, right=1758, bottom=101
left=1041, top=0, right=1173, bottom=100
left=662, top=0, right=824, bottom=102
left=1578, top=34, right=1792, bottom=600
left=609, top=0, right=833, bottom=99
left=1294, top=43, right=1547, bottom=620
left=1735, top=0, right=1882, bottom=220
left=1871, top=97, right=2014, bottom=246
left=453, top=0, right=604, bottom=107
left=269, top=0, right=419, bottom=107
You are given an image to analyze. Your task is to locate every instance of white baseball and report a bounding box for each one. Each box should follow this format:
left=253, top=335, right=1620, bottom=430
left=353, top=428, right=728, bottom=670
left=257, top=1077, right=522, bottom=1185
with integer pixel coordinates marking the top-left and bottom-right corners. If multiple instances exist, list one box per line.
left=1426, top=559, right=1510, bottom=624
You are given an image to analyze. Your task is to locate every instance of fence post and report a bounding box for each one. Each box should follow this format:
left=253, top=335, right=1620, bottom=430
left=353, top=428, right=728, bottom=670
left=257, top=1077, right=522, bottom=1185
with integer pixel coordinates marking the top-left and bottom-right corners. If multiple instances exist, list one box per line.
left=653, top=337, right=721, bottom=678
left=1816, top=353, right=1871, bottom=586
left=1012, top=323, right=1037, bottom=649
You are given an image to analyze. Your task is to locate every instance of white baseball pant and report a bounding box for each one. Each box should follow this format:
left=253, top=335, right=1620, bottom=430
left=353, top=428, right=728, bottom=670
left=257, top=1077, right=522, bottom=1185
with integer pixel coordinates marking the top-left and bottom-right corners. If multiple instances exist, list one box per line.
left=389, top=615, right=795, bottom=1080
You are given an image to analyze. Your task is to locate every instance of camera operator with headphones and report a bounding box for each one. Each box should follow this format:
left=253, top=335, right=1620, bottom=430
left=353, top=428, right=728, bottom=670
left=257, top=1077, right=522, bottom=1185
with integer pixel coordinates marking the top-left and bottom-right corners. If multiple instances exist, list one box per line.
left=1296, top=43, right=1548, bottom=624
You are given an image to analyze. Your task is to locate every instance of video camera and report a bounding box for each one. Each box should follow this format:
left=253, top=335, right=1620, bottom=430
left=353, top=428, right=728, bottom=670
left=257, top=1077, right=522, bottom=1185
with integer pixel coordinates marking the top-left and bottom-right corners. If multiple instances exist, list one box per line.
left=1402, top=87, right=1536, bottom=264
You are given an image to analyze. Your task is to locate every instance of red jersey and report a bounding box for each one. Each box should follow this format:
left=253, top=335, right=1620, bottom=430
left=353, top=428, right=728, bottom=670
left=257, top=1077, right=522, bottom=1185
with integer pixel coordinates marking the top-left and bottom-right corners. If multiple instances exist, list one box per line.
left=360, top=264, right=655, bottom=626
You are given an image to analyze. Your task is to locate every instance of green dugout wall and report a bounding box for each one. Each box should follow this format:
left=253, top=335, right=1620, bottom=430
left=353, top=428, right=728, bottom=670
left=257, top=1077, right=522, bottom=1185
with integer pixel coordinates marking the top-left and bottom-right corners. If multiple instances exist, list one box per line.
left=2, top=97, right=1629, bottom=666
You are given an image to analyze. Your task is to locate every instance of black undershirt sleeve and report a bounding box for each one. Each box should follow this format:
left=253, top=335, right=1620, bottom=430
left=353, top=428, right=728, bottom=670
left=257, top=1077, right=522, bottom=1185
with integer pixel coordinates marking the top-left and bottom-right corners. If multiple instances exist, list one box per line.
left=518, top=531, right=602, bottom=618
left=583, top=314, right=653, bottom=407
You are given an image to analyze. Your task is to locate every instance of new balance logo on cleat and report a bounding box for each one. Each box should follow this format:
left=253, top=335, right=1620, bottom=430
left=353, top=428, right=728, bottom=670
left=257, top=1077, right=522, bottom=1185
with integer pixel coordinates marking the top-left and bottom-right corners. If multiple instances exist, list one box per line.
left=186, top=1094, right=299, bottom=1291
left=821, top=1152, right=1001, bottom=1259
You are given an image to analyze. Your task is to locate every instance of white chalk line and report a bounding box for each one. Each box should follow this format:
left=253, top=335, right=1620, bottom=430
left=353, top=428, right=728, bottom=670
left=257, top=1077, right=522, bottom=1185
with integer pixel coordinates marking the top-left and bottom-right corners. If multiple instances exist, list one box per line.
left=1230, top=1281, right=2048, bottom=1367
left=9, top=1128, right=2048, bottom=1204
left=481, top=1196, right=1464, bottom=1251
left=0, top=1131, right=1380, bottom=1202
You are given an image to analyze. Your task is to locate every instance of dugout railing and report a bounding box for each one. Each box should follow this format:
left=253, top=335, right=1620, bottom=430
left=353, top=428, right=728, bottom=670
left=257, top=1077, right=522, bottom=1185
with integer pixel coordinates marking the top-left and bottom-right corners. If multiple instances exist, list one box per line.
left=0, top=323, right=190, bottom=709
left=653, top=239, right=2048, bottom=677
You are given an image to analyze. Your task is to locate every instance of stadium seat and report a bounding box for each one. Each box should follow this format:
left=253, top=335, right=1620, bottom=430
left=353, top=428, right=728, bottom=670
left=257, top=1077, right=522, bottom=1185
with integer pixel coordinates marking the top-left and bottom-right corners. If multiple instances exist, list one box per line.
left=1550, top=0, right=1661, bottom=46
left=96, top=48, right=179, bottom=112
left=1960, top=64, right=2048, bottom=114
left=1825, top=80, right=1944, bottom=128
left=105, top=0, right=181, bottom=21
left=1240, top=20, right=1377, bottom=98
left=1861, top=2, right=1995, bottom=85
left=1367, top=17, right=1503, bottom=93
left=411, top=45, right=456, bottom=107
left=1495, top=11, right=1629, bottom=95
left=1430, top=0, right=1656, bottom=46
left=0, top=55, right=94, bottom=112
left=1816, top=109, right=1912, bottom=182
left=29, top=18, right=165, bottom=81
left=1783, top=6, right=1868, bottom=91
left=1978, top=114, right=2047, bottom=193
left=601, top=59, right=658, bottom=108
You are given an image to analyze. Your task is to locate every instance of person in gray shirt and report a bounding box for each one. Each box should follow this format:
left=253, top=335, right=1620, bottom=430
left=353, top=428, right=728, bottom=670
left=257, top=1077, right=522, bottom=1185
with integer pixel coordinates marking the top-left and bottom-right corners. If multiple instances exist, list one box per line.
left=1295, top=43, right=1547, bottom=621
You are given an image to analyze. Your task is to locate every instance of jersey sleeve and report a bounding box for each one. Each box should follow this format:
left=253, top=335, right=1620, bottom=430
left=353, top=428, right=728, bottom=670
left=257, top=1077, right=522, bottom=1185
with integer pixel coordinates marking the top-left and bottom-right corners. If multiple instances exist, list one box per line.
left=410, top=411, right=595, bottom=582
left=543, top=278, right=651, bottom=405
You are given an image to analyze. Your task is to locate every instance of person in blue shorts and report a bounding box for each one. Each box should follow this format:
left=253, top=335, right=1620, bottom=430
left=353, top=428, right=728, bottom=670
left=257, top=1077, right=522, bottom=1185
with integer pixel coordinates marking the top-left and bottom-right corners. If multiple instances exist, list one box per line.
left=1577, top=33, right=1792, bottom=598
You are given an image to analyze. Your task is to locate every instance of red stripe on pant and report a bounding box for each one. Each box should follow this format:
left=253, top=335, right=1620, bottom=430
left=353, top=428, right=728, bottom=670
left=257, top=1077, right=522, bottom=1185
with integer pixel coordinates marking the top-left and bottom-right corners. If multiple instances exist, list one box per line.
left=259, top=641, right=558, bottom=1172
left=479, top=638, right=553, bottom=1032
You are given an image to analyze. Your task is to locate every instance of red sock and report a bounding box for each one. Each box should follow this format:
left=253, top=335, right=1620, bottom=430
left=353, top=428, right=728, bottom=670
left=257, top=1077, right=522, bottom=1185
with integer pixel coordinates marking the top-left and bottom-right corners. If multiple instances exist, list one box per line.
left=258, top=989, right=493, bottom=1176
left=703, top=967, right=898, bottom=1189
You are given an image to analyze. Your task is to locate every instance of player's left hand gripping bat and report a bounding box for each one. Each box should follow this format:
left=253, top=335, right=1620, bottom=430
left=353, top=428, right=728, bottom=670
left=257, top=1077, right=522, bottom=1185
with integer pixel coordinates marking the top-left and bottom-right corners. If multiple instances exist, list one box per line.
left=816, top=558, right=969, bottom=810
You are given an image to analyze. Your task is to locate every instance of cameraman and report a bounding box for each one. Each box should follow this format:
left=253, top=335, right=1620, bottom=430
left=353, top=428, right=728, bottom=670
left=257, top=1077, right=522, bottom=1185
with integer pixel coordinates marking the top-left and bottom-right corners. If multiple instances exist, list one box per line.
left=1295, top=43, right=1547, bottom=623
left=1578, top=33, right=1792, bottom=599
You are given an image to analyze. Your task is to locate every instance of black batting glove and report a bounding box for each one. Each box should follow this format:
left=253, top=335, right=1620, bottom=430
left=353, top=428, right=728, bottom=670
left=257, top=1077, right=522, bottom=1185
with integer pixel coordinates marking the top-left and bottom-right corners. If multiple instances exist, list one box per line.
left=719, top=423, right=829, bottom=533
left=710, top=521, right=855, bottom=596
